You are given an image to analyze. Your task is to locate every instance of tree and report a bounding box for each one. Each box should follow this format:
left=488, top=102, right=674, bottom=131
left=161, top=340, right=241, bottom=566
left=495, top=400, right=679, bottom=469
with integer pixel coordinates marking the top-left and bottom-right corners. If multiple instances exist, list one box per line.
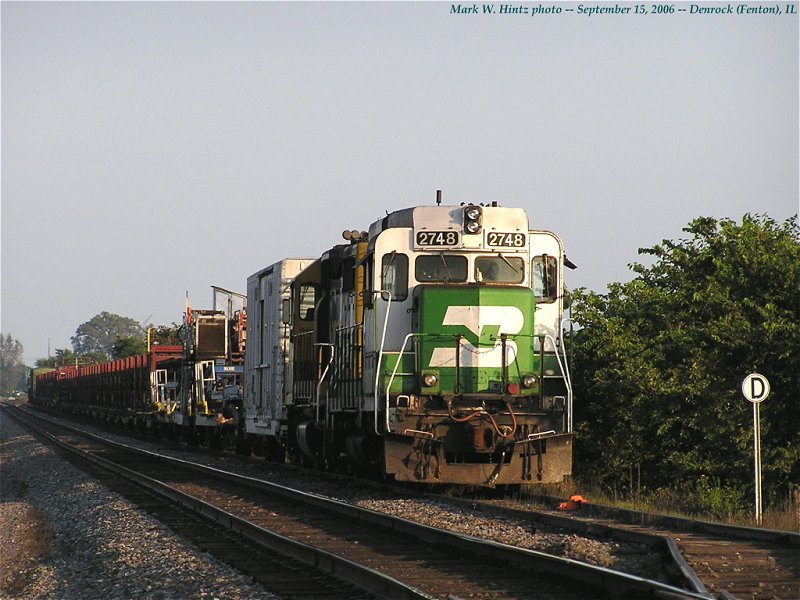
left=0, top=334, right=25, bottom=393
left=35, top=348, right=106, bottom=368
left=148, top=323, right=183, bottom=347
left=71, top=311, right=144, bottom=359
left=106, top=323, right=183, bottom=359
left=34, top=357, right=54, bottom=368
left=570, top=214, right=800, bottom=508
left=35, top=349, right=70, bottom=368
left=111, top=335, right=147, bottom=359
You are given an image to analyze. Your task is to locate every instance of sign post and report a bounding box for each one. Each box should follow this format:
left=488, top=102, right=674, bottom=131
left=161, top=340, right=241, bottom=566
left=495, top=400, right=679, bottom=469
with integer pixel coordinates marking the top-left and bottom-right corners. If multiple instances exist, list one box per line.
left=741, top=373, right=770, bottom=525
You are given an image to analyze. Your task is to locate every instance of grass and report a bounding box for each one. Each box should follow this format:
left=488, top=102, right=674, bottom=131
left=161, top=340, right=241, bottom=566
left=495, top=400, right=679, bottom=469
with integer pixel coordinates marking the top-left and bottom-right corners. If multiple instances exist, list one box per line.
left=522, top=480, right=800, bottom=532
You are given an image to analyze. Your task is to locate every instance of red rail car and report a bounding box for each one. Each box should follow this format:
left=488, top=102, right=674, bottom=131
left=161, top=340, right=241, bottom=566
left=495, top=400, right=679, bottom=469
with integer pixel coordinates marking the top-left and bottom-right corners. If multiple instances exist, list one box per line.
left=34, top=346, right=183, bottom=423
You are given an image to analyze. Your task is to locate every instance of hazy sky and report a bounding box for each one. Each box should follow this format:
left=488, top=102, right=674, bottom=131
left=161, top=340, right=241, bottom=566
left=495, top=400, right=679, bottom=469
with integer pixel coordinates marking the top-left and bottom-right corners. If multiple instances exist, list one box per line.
left=2, top=1, right=798, bottom=363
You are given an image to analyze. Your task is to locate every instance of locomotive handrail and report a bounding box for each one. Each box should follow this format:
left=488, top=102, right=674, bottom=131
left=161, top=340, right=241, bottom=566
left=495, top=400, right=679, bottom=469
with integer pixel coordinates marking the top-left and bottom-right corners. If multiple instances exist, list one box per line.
left=403, top=428, right=433, bottom=438
left=314, top=343, right=334, bottom=423
left=383, top=332, right=421, bottom=433
left=527, top=429, right=556, bottom=440
left=373, top=290, right=392, bottom=435
left=543, top=332, right=572, bottom=433
left=560, top=318, right=575, bottom=432
left=383, top=330, right=564, bottom=437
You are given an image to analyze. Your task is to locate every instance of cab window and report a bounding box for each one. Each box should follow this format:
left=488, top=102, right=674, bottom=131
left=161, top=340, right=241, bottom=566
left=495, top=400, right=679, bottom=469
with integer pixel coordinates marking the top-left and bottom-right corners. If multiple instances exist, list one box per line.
left=363, top=255, right=374, bottom=308
left=342, top=258, right=355, bottom=292
left=475, top=256, right=524, bottom=283
left=298, top=284, right=318, bottom=320
left=381, top=252, right=408, bottom=301
left=532, top=255, right=558, bottom=303
left=415, top=255, right=468, bottom=283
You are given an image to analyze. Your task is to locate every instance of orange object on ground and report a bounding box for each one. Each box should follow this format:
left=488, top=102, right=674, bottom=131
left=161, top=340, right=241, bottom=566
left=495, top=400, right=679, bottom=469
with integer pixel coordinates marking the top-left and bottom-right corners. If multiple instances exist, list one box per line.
left=558, top=495, right=587, bottom=511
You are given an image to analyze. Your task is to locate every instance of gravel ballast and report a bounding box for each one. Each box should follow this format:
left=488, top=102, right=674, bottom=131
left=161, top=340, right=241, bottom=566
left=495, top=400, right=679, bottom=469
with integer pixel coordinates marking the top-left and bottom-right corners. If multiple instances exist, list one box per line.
left=0, top=411, right=279, bottom=600
left=2, top=406, right=670, bottom=598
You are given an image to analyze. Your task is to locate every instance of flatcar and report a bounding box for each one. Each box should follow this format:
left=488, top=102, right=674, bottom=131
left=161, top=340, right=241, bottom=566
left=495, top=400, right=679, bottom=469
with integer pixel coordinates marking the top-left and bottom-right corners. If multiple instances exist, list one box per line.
left=30, top=288, right=246, bottom=446
left=31, top=199, right=574, bottom=487
left=32, top=346, right=183, bottom=420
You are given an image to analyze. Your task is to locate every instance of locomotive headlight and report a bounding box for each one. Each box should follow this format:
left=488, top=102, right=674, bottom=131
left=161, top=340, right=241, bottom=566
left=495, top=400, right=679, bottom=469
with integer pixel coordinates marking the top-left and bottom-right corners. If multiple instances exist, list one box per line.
left=463, top=205, right=482, bottom=234
left=464, top=220, right=481, bottom=234
left=464, top=206, right=481, bottom=221
left=422, top=373, right=438, bottom=387
left=522, top=374, right=537, bottom=388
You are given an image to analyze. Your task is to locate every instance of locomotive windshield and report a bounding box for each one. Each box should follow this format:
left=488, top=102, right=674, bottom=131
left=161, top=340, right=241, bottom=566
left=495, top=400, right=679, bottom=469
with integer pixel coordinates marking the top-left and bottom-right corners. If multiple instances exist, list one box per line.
left=475, top=255, right=524, bottom=283
left=415, top=254, right=467, bottom=282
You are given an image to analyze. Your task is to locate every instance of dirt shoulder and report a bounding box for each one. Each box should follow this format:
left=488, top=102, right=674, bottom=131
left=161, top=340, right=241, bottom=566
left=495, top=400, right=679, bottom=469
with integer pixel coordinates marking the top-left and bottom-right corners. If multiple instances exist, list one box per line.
left=0, top=477, right=54, bottom=598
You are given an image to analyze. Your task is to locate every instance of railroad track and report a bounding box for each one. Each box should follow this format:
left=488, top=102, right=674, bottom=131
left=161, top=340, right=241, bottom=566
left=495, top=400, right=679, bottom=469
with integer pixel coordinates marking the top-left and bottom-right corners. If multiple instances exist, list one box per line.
left=475, top=494, right=800, bottom=600
left=4, top=404, right=711, bottom=599
left=4, top=405, right=373, bottom=599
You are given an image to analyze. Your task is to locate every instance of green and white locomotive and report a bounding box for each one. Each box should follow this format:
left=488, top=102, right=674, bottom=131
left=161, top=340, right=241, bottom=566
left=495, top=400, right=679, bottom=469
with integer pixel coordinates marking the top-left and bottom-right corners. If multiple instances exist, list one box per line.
left=245, top=200, right=574, bottom=486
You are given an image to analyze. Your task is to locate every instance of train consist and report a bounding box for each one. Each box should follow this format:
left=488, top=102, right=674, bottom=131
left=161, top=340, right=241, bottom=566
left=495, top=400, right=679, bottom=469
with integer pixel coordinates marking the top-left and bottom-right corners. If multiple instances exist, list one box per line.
left=30, top=200, right=575, bottom=486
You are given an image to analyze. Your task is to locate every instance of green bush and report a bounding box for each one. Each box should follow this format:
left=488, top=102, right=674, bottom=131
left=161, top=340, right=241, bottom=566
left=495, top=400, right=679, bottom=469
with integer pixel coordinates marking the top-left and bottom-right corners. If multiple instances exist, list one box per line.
left=681, top=476, right=748, bottom=522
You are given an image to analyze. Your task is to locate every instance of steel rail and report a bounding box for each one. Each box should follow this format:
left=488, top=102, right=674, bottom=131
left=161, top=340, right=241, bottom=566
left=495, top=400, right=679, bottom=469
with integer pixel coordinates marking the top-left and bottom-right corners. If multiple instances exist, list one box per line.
left=467, top=491, right=799, bottom=599
left=3, top=405, right=432, bottom=600
left=10, top=405, right=715, bottom=600
left=372, top=480, right=715, bottom=598
left=374, top=483, right=713, bottom=596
